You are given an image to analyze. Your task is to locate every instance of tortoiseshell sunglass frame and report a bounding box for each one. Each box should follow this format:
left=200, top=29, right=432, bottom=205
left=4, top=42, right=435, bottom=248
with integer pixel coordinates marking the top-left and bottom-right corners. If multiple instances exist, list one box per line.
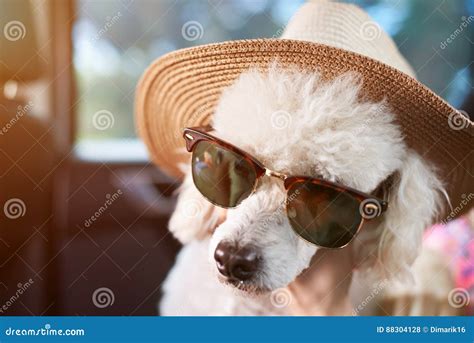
left=183, top=126, right=389, bottom=249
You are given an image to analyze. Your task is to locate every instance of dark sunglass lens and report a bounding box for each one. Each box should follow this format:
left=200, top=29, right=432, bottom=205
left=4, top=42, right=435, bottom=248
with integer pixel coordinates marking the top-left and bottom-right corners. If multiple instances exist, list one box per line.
left=286, top=181, right=362, bottom=248
left=192, top=141, right=257, bottom=208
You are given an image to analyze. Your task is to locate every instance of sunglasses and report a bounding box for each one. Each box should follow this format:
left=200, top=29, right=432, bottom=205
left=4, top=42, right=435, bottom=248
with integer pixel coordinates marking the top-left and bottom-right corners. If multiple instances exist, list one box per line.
left=183, top=126, right=389, bottom=249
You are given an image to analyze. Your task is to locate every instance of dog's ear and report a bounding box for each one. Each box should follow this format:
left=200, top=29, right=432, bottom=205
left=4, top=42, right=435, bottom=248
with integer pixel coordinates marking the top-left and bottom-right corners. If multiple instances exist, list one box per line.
left=373, top=151, right=447, bottom=280
left=169, top=170, right=226, bottom=244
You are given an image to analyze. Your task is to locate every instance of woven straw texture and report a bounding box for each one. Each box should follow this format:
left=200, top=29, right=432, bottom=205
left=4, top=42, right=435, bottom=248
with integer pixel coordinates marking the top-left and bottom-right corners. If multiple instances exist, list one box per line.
left=282, top=0, right=416, bottom=77
left=135, top=0, right=473, bottom=218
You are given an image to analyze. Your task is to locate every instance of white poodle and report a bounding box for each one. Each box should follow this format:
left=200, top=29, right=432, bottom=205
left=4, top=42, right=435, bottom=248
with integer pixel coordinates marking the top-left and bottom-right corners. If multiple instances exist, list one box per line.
left=159, top=64, right=448, bottom=316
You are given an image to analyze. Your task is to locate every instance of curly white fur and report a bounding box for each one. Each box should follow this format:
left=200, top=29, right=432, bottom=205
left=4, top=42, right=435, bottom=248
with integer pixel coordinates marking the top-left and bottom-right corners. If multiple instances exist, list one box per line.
left=161, top=64, right=446, bottom=315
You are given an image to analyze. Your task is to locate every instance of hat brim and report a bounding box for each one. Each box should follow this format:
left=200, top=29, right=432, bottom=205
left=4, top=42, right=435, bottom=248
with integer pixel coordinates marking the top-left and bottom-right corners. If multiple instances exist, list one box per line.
left=135, top=39, right=473, bottom=218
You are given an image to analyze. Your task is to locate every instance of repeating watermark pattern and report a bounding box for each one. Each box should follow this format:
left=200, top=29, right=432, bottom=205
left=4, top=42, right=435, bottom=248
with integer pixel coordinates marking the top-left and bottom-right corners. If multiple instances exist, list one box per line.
left=0, top=278, right=34, bottom=314
left=181, top=21, right=204, bottom=41
left=352, top=279, right=388, bottom=315
left=359, top=21, right=381, bottom=41
left=185, top=107, right=208, bottom=138
left=447, top=110, right=470, bottom=131
left=442, top=193, right=473, bottom=224
left=352, top=107, right=385, bottom=136
left=359, top=198, right=382, bottom=219
left=270, top=26, right=285, bottom=39
left=3, top=20, right=26, bottom=41
left=92, top=287, right=115, bottom=308
left=3, top=198, right=26, bottom=219
left=270, top=288, right=292, bottom=308
left=270, top=110, right=291, bottom=130
left=263, top=19, right=289, bottom=49
left=440, top=16, right=474, bottom=49
left=447, top=287, right=470, bottom=309
left=91, top=11, right=122, bottom=43
left=92, top=110, right=115, bottom=131
left=0, top=101, right=34, bottom=136
left=182, top=198, right=203, bottom=218
left=263, top=188, right=301, bottom=229
left=84, top=189, right=122, bottom=228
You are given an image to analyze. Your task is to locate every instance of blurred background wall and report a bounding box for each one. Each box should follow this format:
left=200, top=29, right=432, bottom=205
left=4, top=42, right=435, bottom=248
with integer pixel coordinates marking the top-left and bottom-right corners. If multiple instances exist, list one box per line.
left=0, top=0, right=473, bottom=315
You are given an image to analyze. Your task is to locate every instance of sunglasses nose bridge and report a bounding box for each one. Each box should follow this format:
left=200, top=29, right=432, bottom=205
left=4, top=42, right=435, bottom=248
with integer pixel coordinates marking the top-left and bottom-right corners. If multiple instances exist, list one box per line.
left=264, top=169, right=287, bottom=182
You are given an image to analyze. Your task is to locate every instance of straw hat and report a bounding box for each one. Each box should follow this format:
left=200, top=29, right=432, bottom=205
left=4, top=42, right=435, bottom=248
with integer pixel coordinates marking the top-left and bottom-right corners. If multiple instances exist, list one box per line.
left=135, top=0, right=473, bottom=218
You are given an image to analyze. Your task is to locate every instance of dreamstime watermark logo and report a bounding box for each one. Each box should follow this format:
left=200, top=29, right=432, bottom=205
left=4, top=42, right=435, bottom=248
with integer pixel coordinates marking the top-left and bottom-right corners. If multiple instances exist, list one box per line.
left=84, top=189, right=122, bottom=228
left=270, top=110, right=291, bottom=130
left=447, top=288, right=470, bottom=309
left=181, top=21, right=204, bottom=41
left=91, top=11, right=122, bottom=43
left=270, top=288, right=292, bottom=308
left=92, top=287, right=115, bottom=308
left=359, top=21, right=381, bottom=41
left=4, top=323, right=85, bottom=337
left=92, top=110, right=115, bottom=131
left=440, top=15, right=474, bottom=49
left=271, top=26, right=285, bottom=39
left=182, top=198, right=203, bottom=218
left=352, top=107, right=385, bottom=136
left=3, top=21, right=26, bottom=41
left=186, top=106, right=208, bottom=137
left=0, top=278, right=34, bottom=314
left=442, top=193, right=473, bottom=224
left=262, top=188, right=301, bottom=229
left=352, top=279, right=388, bottom=315
left=448, top=110, right=470, bottom=131
left=261, top=19, right=289, bottom=49
left=359, top=198, right=382, bottom=219
left=0, top=101, right=34, bottom=136
left=3, top=198, right=26, bottom=219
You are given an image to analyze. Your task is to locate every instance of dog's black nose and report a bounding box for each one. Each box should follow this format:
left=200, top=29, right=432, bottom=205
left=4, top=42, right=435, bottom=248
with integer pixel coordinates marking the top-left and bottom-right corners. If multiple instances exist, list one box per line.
left=214, top=242, right=259, bottom=281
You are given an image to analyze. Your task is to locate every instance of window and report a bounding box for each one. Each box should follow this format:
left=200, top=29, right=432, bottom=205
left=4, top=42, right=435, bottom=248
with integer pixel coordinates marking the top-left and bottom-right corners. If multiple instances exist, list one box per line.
left=72, top=0, right=473, bottom=160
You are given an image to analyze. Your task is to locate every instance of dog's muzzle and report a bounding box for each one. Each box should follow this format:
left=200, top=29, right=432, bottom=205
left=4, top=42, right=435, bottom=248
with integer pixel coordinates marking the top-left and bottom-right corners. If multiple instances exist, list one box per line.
left=214, top=241, right=260, bottom=281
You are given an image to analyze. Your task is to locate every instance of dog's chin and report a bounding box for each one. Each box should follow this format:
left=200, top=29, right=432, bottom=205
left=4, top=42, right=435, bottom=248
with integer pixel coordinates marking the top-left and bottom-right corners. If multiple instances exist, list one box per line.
left=217, top=275, right=271, bottom=296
